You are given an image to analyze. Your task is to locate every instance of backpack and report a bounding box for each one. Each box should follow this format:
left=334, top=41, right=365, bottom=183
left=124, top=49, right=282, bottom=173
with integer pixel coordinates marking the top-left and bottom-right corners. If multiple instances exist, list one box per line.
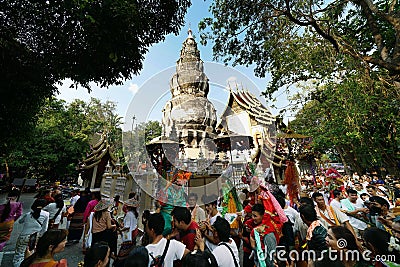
left=149, top=239, right=170, bottom=267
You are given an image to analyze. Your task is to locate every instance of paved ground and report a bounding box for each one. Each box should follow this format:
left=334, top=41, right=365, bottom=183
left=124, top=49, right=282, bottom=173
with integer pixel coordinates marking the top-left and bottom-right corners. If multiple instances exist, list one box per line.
left=0, top=193, right=85, bottom=267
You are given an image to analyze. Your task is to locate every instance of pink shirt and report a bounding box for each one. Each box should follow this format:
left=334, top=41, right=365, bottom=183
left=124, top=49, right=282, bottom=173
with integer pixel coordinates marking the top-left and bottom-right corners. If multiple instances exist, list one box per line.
left=83, top=200, right=98, bottom=223
left=0, top=202, right=23, bottom=222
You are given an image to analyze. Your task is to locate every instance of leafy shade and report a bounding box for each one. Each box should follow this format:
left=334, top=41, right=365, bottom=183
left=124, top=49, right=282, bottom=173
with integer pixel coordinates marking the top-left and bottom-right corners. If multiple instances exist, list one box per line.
left=2, top=97, right=123, bottom=181
left=290, top=75, right=400, bottom=176
left=0, top=0, right=191, bottom=148
left=199, top=0, right=400, bottom=96
left=122, top=121, right=162, bottom=171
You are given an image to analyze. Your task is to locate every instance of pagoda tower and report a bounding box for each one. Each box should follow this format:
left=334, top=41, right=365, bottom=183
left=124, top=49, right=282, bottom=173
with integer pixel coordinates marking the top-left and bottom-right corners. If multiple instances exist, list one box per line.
left=162, top=29, right=217, bottom=159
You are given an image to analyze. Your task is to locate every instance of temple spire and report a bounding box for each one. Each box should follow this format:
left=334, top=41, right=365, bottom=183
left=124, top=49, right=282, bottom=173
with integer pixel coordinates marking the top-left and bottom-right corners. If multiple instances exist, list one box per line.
left=187, top=24, right=193, bottom=38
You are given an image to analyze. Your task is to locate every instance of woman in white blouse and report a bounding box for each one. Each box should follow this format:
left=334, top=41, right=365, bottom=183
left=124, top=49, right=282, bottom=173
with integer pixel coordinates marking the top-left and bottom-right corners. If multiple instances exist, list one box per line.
left=113, top=198, right=139, bottom=267
left=13, top=199, right=49, bottom=267
left=43, top=193, right=66, bottom=229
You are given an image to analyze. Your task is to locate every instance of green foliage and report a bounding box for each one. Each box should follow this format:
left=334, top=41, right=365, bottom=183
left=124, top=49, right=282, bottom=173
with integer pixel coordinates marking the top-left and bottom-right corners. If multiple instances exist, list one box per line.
left=200, top=0, right=400, bottom=96
left=0, top=0, right=191, bottom=147
left=122, top=121, right=162, bottom=171
left=2, top=97, right=123, bottom=181
left=200, top=0, right=400, bottom=175
left=290, top=75, right=400, bottom=175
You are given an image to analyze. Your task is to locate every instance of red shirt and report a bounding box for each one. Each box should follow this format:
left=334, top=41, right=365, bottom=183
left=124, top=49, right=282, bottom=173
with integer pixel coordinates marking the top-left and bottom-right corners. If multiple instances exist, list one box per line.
left=243, top=219, right=255, bottom=254
left=180, top=221, right=199, bottom=251
left=248, top=213, right=282, bottom=249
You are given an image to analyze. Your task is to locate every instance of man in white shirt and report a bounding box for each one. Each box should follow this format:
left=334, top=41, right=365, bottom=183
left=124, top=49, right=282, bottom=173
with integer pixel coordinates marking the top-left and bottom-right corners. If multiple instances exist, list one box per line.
left=210, top=217, right=240, bottom=267
left=366, top=185, right=390, bottom=203
left=312, top=192, right=357, bottom=237
left=70, top=188, right=80, bottom=207
left=145, top=213, right=189, bottom=267
left=340, top=189, right=368, bottom=237
left=294, top=198, right=315, bottom=244
left=201, top=196, right=221, bottom=252
left=330, top=189, right=344, bottom=209
left=353, top=182, right=367, bottom=196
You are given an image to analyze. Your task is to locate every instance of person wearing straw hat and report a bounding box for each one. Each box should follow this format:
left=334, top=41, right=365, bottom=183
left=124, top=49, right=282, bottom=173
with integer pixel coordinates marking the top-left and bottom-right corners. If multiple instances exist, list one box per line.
left=113, top=198, right=139, bottom=267
left=88, top=199, right=117, bottom=258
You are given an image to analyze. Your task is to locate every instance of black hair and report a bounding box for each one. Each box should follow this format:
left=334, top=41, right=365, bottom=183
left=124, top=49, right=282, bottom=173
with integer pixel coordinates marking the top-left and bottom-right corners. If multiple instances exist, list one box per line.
left=125, top=246, right=149, bottom=267
left=83, top=241, right=110, bottom=267
left=363, top=227, right=397, bottom=256
left=252, top=203, right=265, bottom=215
left=243, top=199, right=250, bottom=207
left=94, top=209, right=106, bottom=222
left=274, top=189, right=286, bottom=200
left=54, top=193, right=64, bottom=209
left=188, top=193, right=198, bottom=200
left=182, top=250, right=218, bottom=267
left=347, top=189, right=357, bottom=195
left=360, top=193, right=369, bottom=199
left=275, top=195, right=286, bottom=209
left=312, top=192, right=323, bottom=200
left=333, top=190, right=342, bottom=198
left=31, top=199, right=47, bottom=220
left=366, top=185, right=376, bottom=190
left=242, top=189, right=249, bottom=195
left=142, top=210, right=150, bottom=224
left=299, top=197, right=314, bottom=207
left=369, top=196, right=390, bottom=209
left=212, top=217, right=230, bottom=242
left=204, top=194, right=218, bottom=207
left=171, top=207, right=191, bottom=225
left=126, top=206, right=139, bottom=219
left=330, top=226, right=359, bottom=251
left=299, top=204, right=317, bottom=222
left=92, top=191, right=101, bottom=201
left=1, top=189, right=20, bottom=223
left=114, top=195, right=120, bottom=201
left=21, top=229, right=68, bottom=267
left=147, top=213, right=165, bottom=236
left=128, top=192, right=136, bottom=199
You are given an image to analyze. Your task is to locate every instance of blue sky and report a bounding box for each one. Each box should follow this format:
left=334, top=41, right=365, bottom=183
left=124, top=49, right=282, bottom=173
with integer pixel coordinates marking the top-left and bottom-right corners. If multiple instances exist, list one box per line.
left=56, top=0, right=292, bottom=131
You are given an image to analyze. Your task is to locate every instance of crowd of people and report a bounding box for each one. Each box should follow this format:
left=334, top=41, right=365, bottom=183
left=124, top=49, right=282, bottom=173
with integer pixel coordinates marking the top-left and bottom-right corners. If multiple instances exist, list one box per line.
left=1, top=171, right=400, bottom=267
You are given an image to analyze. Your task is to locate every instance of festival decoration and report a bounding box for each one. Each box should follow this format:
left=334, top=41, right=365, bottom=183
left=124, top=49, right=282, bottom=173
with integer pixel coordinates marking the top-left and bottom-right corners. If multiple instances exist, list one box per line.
left=241, top=163, right=256, bottom=185
left=221, top=168, right=243, bottom=229
left=283, top=161, right=300, bottom=206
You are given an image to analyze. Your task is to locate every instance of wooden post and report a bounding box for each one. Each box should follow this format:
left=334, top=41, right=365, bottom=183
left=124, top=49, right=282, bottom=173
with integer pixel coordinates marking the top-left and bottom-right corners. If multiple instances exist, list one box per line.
left=90, top=165, right=98, bottom=189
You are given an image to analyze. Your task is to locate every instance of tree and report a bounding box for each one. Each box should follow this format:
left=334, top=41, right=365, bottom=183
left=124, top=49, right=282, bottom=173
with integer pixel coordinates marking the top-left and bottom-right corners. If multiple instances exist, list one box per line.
left=290, top=75, right=400, bottom=176
left=122, top=121, right=162, bottom=171
left=2, top=97, right=124, bottom=182
left=0, top=0, right=191, bottom=149
left=199, top=0, right=400, bottom=175
left=199, top=0, right=400, bottom=96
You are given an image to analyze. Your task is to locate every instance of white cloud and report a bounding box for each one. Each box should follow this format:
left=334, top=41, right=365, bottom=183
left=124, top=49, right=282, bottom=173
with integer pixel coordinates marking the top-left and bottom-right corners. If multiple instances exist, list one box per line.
left=128, top=83, right=139, bottom=95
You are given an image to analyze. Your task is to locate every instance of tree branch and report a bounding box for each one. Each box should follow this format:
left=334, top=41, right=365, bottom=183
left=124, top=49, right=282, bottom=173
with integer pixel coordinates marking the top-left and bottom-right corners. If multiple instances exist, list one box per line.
left=357, top=0, right=389, bottom=61
left=284, top=0, right=340, bottom=51
left=389, top=0, right=397, bottom=14
left=362, top=55, right=400, bottom=71
left=357, top=0, right=398, bottom=25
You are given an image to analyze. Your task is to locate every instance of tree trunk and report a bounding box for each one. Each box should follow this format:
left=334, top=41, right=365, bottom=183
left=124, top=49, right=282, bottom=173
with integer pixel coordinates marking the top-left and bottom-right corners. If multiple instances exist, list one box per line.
left=335, top=145, right=364, bottom=175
